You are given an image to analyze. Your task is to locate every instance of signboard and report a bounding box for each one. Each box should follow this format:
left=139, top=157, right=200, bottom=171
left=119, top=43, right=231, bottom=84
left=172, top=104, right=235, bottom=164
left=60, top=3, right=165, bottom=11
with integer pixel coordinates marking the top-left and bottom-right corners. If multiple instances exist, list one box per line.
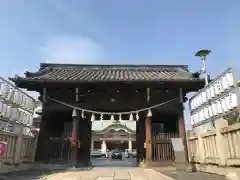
left=171, top=138, right=184, bottom=152
left=0, top=141, right=7, bottom=157
left=189, top=68, right=240, bottom=127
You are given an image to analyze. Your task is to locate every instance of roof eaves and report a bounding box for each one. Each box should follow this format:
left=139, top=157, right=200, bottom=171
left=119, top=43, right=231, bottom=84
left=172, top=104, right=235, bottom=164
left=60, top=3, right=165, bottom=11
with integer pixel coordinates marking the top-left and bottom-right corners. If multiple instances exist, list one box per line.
left=9, top=77, right=205, bottom=84
left=93, top=123, right=136, bottom=133
left=39, top=63, right=189, bottom=70
left=25, top=67, right=52, bottom=78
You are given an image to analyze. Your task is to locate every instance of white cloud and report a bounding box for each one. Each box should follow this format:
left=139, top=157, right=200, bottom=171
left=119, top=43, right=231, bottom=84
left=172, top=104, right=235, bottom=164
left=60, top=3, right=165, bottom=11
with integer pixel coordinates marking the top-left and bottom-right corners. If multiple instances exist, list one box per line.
left=41, top=36, right=104, bottom=64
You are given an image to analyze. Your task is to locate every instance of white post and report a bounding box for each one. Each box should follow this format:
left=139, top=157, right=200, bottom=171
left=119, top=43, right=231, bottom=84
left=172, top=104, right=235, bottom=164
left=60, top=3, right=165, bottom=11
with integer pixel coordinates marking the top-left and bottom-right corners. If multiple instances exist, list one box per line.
left=14, top=127, right=24, bottom=163
left=201, top=56, right=209, bottom=85
left=128, top=138, right=132, bottom=152
left=101, top=138, right=106, bottom=153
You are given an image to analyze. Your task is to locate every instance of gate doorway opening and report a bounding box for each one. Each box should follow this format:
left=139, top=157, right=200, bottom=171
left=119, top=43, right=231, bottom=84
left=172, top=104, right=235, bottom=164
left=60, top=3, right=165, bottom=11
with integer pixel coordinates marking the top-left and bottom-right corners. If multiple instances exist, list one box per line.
left=36, top=110, right=180, bottom=166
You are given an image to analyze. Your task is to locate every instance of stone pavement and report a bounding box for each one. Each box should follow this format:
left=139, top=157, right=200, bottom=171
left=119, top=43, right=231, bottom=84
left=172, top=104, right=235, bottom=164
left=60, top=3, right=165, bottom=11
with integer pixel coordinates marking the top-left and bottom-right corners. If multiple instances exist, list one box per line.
left=154, top=168, right=227, bottom=180
left=0, top=167, right=171, bottom=180
left=0, top=158, right=229, bottom=180
left=43, top=167, right=174, bottom=180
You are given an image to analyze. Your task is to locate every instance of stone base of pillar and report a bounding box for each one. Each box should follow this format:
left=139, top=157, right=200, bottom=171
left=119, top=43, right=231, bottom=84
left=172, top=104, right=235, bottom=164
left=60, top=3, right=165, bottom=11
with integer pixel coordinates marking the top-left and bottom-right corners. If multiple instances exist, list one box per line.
left=74, top=161, right=93, bottom=168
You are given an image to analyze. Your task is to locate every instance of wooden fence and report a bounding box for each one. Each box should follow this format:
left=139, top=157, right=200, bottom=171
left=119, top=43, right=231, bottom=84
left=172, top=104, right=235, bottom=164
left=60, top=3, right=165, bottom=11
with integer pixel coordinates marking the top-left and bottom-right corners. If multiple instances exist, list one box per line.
left=0, top=130, right=38, bottom=164
left=187, top=121, right=240, bottom=167
left=152, top=132, right=179, bottom=162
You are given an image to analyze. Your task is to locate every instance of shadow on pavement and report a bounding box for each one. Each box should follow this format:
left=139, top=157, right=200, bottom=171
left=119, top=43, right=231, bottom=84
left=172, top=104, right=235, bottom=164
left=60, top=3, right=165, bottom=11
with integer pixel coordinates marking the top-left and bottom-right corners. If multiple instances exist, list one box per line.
left=1, top=158, right=137, bottom=179
left=0, top=168, right=63, bottom=180
left=91, top=157, right=138, bottom=168
left=0, top=165, right=93, bottom=180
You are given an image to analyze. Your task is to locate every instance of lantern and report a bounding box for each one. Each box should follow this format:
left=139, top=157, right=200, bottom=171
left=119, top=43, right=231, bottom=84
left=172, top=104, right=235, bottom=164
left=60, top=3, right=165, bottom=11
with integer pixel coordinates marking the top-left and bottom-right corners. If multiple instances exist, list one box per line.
left=203, top=107, right=209, bottom=120
left=208, top=105, right=214, bottom=117
left=0, top=83, right=9, bottom=98
left=202, top=91, right=207, bottom=103
left=190, top=115, right=194, bottom=126
left=12, top=90, right=17, bottom=104
left=221, top=98, right=227, bottom=112
left=210, top=85, right=215, bottom=99
left=212, top=102, right=218, bottom=116
left=222, top=75, right=228, bottom=90
left=225, top=95, right=231, bottom=110
left=206, top=88, right=211, bottom=100
left=217, top=100, right=223, bottom=114
left=229, top=93, right=238, bottom=109
left=1, top=104, right=7, bottom=117
left=6, top=88, right=14, bottom=101
left=226, top=73, right=234, bottom=87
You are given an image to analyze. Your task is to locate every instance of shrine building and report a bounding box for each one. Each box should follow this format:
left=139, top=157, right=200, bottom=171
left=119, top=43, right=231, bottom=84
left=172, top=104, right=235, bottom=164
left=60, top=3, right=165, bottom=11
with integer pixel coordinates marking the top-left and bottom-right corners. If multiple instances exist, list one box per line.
left=91, top=119, right=136, bottom=153
left=10, top=63, right=204, bottom=166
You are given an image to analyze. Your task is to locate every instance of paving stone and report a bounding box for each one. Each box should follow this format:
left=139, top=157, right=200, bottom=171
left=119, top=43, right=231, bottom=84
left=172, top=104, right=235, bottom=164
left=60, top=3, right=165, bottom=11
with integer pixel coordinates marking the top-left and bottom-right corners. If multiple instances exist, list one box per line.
left=94, top=169, right=115, bottom=177
left=144, top=169, right=169, bottom=180
left=96, top=177, right=114, bottom=180
left=81, top=178, right=97, bottom=180
left=129, top=171, right=149, bottom=180
left=59, top=178, right=81, bottom=180
left=155, top=169, right=227, bottom=180
left=114, top=176, right=130, bottom=180
left=114, top=171, right=130, bottom=180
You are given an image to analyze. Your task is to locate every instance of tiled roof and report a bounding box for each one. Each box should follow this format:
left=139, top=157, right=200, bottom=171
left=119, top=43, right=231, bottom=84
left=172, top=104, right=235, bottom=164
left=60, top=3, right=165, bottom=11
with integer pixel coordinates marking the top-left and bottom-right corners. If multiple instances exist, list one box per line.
left=92, top=120, right=136, bottom=133
left=10, top=63, right=201, bottom=83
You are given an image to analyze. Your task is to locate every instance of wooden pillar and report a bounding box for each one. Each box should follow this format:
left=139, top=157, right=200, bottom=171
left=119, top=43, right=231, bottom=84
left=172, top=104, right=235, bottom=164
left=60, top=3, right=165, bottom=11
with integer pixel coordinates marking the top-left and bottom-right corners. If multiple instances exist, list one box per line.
left=71, top=108, right=79, bottom=166
left=145, top=88, right=152, bottom=163
left=35, top=88, right=50, bottom=162
left=78, top=116, right=92, bottom=166
left=136, top=113, right=145, bottom=164
left=71, top=87, right=80, bottom=166
left=145, top=116, right=151, bottom=162
left=178, top=105, right=189, bottom=163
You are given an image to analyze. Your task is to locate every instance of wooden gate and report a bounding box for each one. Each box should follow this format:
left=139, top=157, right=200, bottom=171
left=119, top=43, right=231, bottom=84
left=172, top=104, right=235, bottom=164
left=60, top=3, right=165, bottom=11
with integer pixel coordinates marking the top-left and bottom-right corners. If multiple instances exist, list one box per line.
left=151, top=132, right=178, bottom=162
left=45, top=134, right=72, bottom=163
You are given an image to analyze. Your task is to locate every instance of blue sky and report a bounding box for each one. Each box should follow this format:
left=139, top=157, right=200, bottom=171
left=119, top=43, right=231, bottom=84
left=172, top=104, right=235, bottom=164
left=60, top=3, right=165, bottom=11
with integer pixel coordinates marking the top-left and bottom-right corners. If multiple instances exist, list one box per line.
left=1, top=0, right=240, bottom=128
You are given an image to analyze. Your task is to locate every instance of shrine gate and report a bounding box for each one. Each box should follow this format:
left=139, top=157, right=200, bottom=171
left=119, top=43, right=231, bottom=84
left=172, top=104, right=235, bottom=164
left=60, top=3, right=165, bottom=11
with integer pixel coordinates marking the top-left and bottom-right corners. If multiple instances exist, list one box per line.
left=10, top=63, right=204, bottom=166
